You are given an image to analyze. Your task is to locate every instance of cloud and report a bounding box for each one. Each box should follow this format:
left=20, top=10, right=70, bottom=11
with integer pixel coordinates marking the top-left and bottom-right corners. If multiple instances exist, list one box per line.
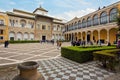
left=110, top=0, right=119, bottom=4
left=53, top=0, right=91, bottom=9
left=52, top=8, right=96, bottom=21
left=9, top=2, right=16, bottom=5
left=0, top=9, right=6, bottom=12
left=0, top=8, right=12, bottom=12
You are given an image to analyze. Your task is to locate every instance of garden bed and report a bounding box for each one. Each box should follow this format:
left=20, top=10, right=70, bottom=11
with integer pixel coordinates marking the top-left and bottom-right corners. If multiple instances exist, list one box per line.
left=94, top=49, right=120, bottom=72
left=61, top=46, right=116, bottom=63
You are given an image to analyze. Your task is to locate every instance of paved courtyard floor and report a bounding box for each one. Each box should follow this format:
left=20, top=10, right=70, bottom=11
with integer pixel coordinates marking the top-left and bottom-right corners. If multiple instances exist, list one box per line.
left=0, top=43, right=68, bottom=66
left=0, top=42, right=119, bottom=80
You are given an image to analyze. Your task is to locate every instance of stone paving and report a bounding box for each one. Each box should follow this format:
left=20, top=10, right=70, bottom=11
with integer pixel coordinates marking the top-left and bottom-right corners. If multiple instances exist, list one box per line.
left=38, top=57, right=114, bottom=80
left=0, top=43, right=66, bottom=66
left=0, top=42, right=119, bottom=80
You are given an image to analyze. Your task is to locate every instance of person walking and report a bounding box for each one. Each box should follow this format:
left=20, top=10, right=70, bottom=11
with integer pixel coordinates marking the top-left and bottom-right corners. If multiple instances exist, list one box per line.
left=57, top=40, right=62, bottom=50
left=4, top=40, right=9, bottom=48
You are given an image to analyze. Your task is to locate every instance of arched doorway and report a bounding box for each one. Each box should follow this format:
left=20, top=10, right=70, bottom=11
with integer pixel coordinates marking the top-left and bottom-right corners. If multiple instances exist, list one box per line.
left=87, top=31, right=91, bottom=42
left=9, top=32, right=15, bottom=41
left=100, top=29, right=107, bottom=44
left=93, top=30, right=98, bottom=43
left=30, top=33, right=34, bottom=40
left=109, top=28, right=117, bottom=44
left=24, top=32, right=29, bottom=40
left=17, top=32, right=23, bottom=40
left=75, top=33, right=77, bottom=41
left=82, top=32, right=86, bottom=41
left=78, top=32, right=81, bottom=40
left=69, top=34, right=71, bottom=41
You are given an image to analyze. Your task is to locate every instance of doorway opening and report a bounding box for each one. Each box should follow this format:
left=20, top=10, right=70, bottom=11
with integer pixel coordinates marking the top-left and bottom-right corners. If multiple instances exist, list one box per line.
left=87, top=34, right=90, bottom=42
left=42, top=36, right=46, bottom=41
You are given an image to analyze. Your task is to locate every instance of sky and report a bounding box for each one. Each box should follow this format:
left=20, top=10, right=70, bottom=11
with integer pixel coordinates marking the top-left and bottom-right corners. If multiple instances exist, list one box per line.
left=0, top=0, right=119, bottom=21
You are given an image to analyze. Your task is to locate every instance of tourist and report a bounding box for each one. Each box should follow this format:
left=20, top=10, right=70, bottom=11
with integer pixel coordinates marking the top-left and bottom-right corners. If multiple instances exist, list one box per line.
left=4, top=40, right=9, bottom=48
left=57, top=40, right=62, bottom=49
left=117, top=39, right=120, bottom=48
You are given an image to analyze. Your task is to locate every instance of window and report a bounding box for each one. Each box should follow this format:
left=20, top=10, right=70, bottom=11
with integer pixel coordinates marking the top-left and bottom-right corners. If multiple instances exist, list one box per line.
left=82, top=19, right=86, bottom=28
left=93, top=14, right=99, bottom=26
left=42, top=25, right=46, bottom=30
left=0, top=30, right=3, bottom=34
left=53, top=25, right=56, bottom=31
left=0, top=36, right=3, bottom=40
left=31, top=23, right=34, bottom=28
left=74, top=22, right=78, bottom=29
left=100, top=12, right=108, bottom=24
left=71, top=24, right=73, bottom=30
left=48, top=26, right=50, bottom=30
left=20, top=19, right=26, bottom=27
left=57, top=25, right=60, bottom=31
left=78, top=21, right=81, bottom=29
left=37, top=24, right=40, bottom=29
left=87, top=17, right=92, bottom=27
left=16, top=20, right=18, bottom=26
left=9, top=19, right=15, bottom=27
left=10, top=37, right=14, bottom=41
left=109, top=8, right=117, bottom=22
left=0, top=20, right=4, bottom=25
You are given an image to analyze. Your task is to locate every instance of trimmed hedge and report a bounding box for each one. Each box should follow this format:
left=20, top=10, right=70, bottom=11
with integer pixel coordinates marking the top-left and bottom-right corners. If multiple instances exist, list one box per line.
left=59, top=40, right=70, bottom=42
left=61, top=46, right=116, bottom=63
left=9, top=40, right=40, bottom=44
left=93, top=49, right=120, bottom=71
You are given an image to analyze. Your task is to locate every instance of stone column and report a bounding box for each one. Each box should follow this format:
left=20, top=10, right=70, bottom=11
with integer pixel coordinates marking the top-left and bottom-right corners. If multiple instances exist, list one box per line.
left=107, top=29, right=110, bottom=43
left=86, top=31, right=87, bottom=44
left=81, top=32, right=83, bottom=41
left=91, top=31, right=93, bottom=42
left=98, top=30, right=100, bottom=41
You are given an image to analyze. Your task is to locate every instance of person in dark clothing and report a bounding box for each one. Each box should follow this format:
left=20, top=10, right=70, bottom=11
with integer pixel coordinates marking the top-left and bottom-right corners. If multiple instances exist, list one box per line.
left=4, top=40, right=9, bottom=48
left=107, top=42, right=111, bottom=46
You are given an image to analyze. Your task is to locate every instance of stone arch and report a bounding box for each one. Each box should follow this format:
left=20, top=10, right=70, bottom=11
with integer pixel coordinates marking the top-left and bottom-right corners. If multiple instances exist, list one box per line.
left=30, top=33, right=34, bottom=40
left=20, top=19, right=26, bottom=27
left=93, top=30, right=98, bottom=43
left=93, top=14, right=99, bottom=26
left=82, top=32, right=86, bottom=40
left=100, top=11, right=108, bottom=24
left=9, top=31, right=15, bottom=41
left=75, top=32, right=78, bottom=41
left=82, top=18, right=86, bottom=28
left=87, top=17, right=92, bottom=27
left=78, top=32, right=81, bottom=40
left=109, top=28, right=117, bottom=44
left=109, top=8, right=117, bottom=22
left=17, top=32, right=23, bottom=40
left=24, top=32, right=29, bottom=40
left=87, top=31, right=91, bottom=42
left=78, top=20, right=81, bottom=29
left=100, top=29, right=107, bottom=43
left=68, top=34, right=71, bottom=41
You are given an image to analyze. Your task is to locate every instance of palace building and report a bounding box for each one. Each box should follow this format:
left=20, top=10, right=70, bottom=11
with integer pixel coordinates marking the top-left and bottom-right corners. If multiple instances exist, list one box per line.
left=0, top=1, right=120, bottom=44
left=64, top=1, right=120, bottom=44
left=0, top=6, right=65, bottom=43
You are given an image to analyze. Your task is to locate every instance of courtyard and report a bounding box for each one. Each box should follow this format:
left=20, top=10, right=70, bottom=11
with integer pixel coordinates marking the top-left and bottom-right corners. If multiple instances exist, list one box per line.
left=0, top=42, right=119, bottom=80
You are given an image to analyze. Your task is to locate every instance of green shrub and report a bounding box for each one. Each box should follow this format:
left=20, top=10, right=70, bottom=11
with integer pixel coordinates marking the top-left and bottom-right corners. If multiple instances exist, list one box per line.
left=93, top=49, right=120, bottom=72
left=61, top=46, right=116, bottom=63
left=59, top=40, right=70, bottom=42
left=9, top=40, right=40, bottom=44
